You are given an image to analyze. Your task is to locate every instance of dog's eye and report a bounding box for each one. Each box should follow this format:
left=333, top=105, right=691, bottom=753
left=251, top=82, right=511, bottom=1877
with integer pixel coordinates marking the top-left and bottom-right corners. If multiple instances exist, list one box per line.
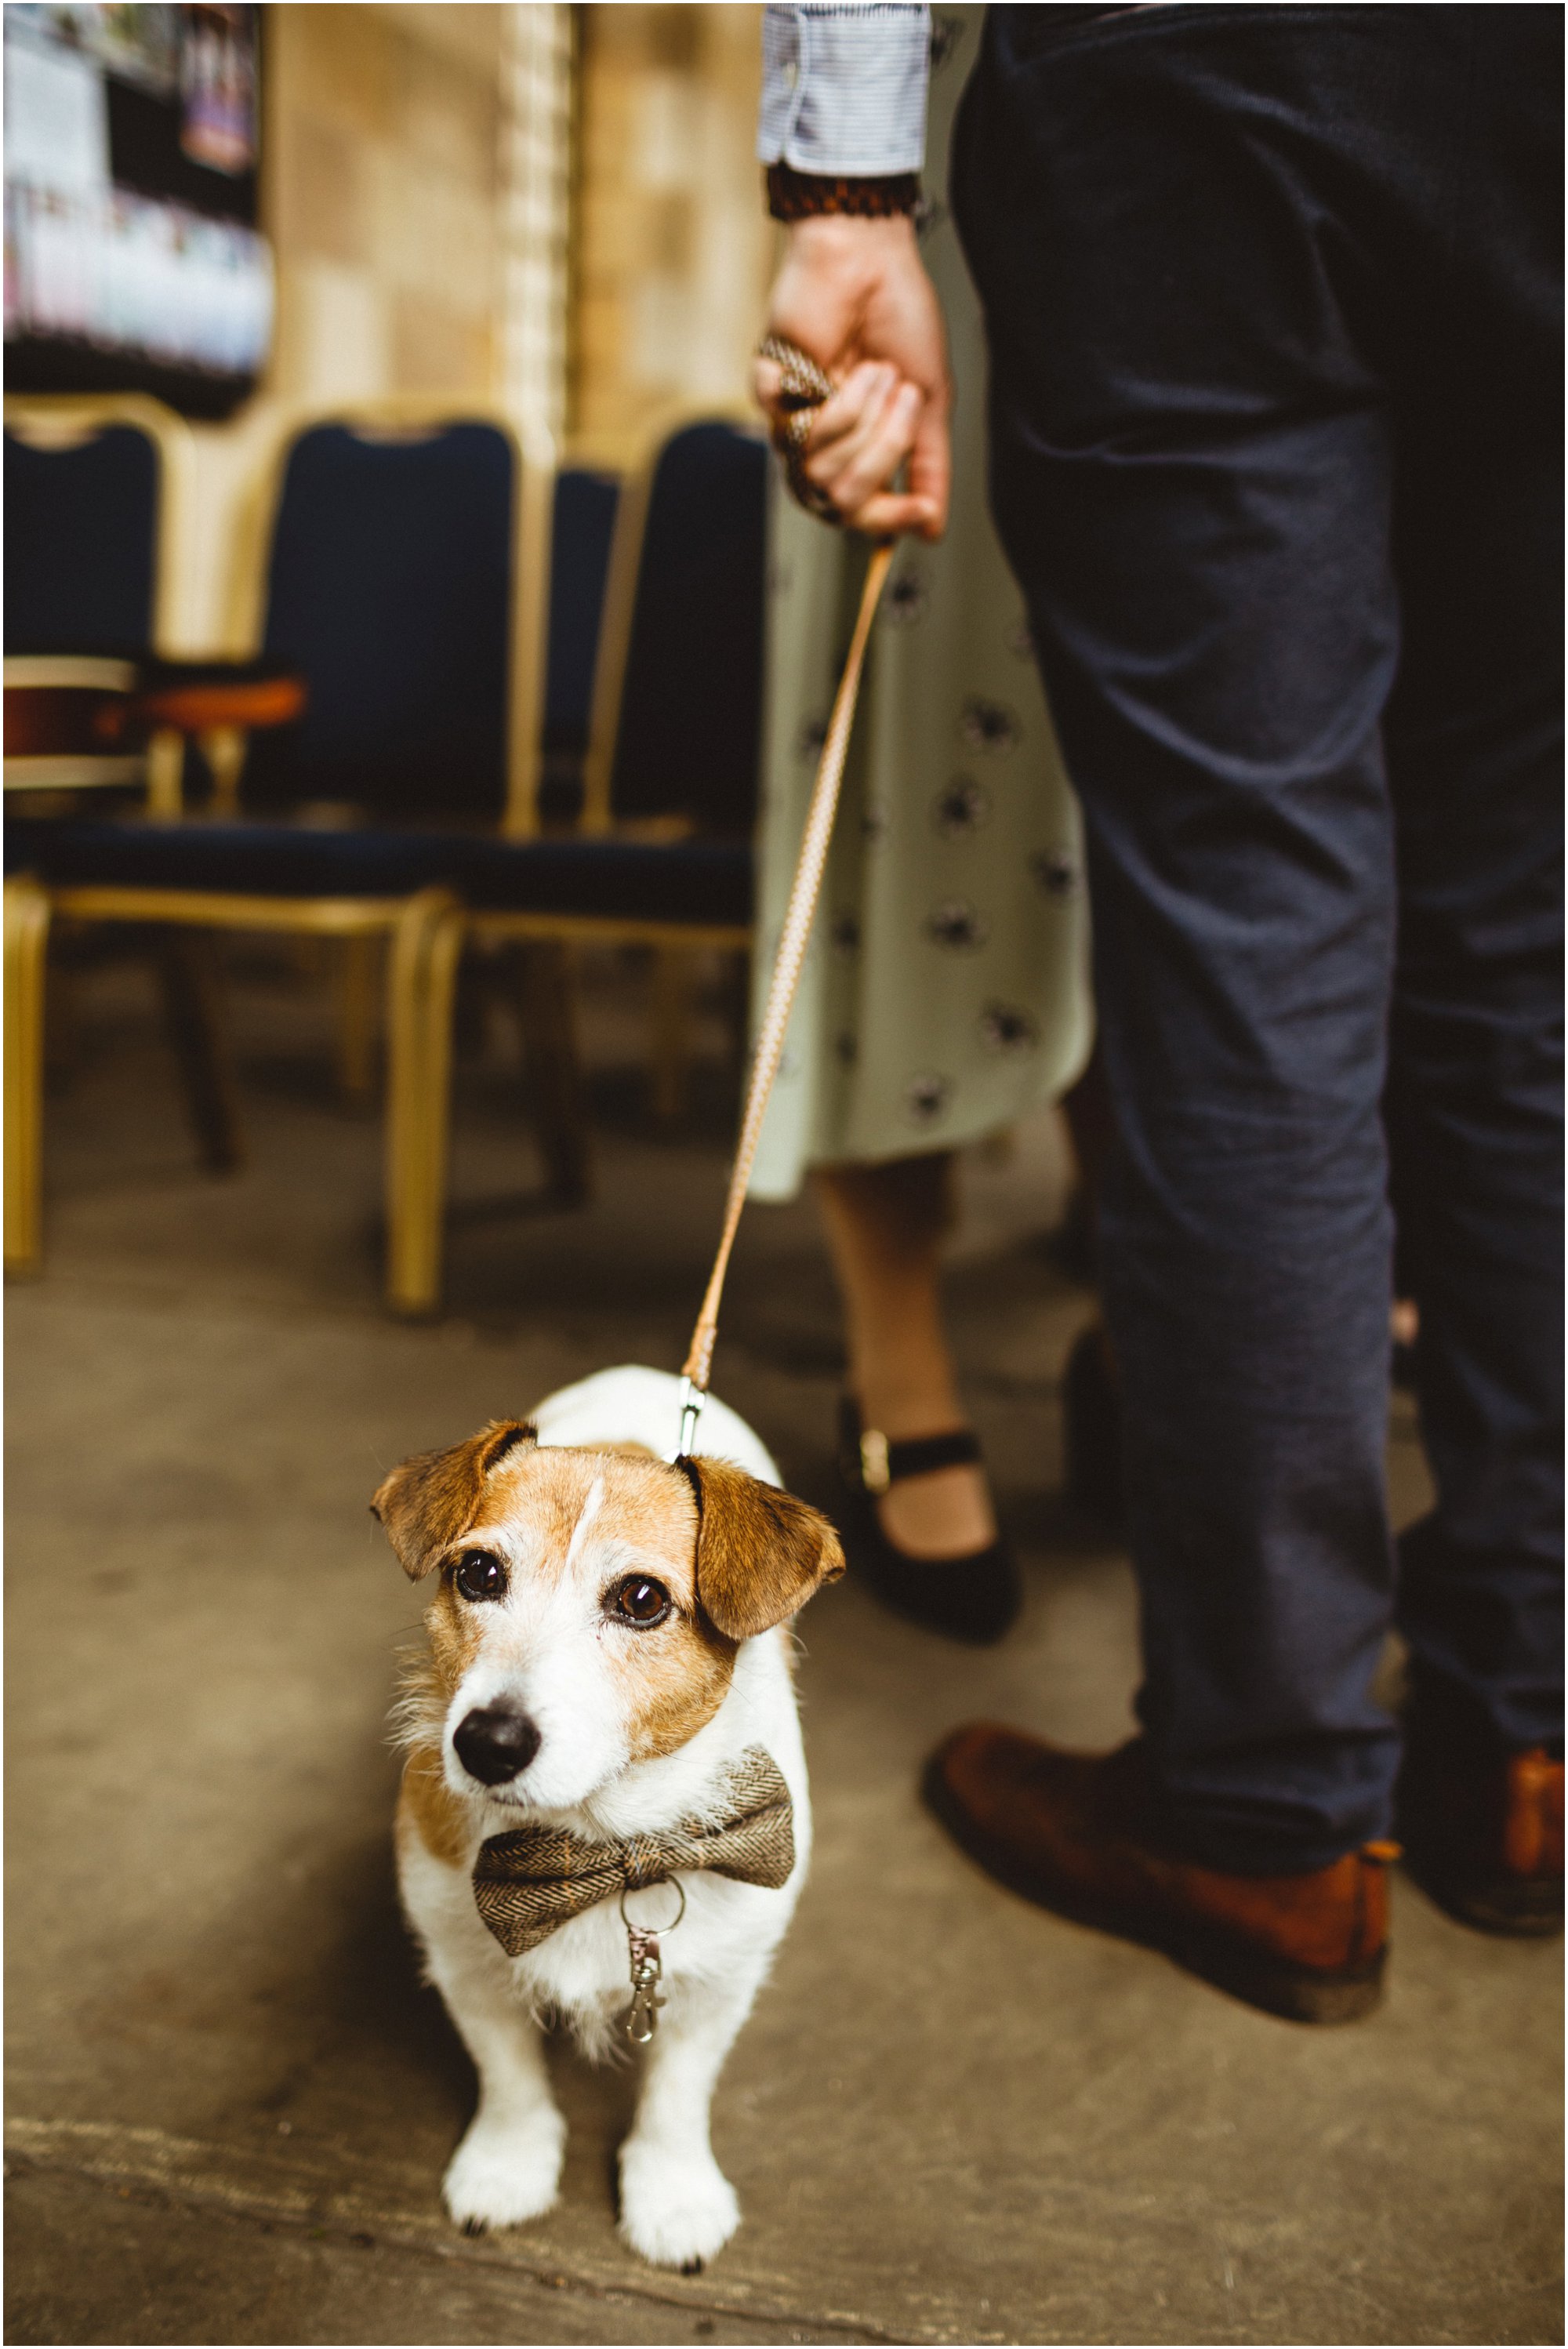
left=453, top=1549, right=508, bottom=1603
left=609, top=1575, right=671, bottom=1629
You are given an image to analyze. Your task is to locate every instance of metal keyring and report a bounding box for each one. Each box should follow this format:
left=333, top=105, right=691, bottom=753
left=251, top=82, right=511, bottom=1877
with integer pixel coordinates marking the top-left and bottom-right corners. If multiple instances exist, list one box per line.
left=619, top=1879, right=686, bottom=1933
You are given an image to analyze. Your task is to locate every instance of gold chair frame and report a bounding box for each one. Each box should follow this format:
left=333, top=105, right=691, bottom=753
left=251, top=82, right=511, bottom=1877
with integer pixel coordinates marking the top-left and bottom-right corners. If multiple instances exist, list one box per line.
left=4, top=399, right=553, bottom=1314
left=4, top=873, right=463, bottom=1311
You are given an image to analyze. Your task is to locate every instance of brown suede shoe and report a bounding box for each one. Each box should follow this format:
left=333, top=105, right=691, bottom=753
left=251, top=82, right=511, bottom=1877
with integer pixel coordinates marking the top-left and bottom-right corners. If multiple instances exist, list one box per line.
left=1398, top=1734, right=1563, bottom=1937
left=924, top=1725, right=1396, bottom=2025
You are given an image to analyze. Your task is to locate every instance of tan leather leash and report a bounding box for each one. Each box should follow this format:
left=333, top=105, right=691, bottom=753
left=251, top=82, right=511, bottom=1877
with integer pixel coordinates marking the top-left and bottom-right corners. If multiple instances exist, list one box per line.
left=677, top=535, right=893, bottom=1455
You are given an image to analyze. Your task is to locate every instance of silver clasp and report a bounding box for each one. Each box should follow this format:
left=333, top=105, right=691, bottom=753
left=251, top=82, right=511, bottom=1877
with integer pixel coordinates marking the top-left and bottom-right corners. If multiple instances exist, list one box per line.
left=624, top=1930, right=666, bottom=2044
left=619, top=1879, right=686, bottom=2044
left=676, top=1376, right=705, bottom=1460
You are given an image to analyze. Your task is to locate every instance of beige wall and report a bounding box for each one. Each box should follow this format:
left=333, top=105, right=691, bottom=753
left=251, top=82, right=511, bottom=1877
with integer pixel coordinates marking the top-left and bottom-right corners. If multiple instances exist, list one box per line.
left=572, top=4, right=773, bottom=461
left=172, top=2, right=772, bottom=648
left=176, top=6, right=518, bottom=649
left=261, top=0, right=773, bottom=434
left=267, top=3, right=506, bottom=408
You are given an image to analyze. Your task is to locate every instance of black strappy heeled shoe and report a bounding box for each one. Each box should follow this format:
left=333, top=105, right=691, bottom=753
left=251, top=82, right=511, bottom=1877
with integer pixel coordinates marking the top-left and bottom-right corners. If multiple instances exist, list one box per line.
left=835, top=1398, right=1021, bottom=1645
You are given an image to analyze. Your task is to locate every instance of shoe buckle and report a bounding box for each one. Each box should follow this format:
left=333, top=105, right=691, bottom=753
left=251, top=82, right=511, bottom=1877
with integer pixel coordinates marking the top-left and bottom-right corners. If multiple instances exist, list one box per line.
left=859, top=1429, right=891, bottom=1494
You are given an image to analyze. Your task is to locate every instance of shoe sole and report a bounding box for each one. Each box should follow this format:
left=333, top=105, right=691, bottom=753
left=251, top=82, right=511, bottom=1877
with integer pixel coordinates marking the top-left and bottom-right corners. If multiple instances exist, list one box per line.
left=922, top=1758, right=1386, bottom=2026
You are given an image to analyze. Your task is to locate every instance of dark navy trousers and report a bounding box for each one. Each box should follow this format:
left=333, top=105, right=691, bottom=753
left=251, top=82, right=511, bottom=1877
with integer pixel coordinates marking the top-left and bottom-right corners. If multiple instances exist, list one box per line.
left=953, top=5, right=1563, bottom=1870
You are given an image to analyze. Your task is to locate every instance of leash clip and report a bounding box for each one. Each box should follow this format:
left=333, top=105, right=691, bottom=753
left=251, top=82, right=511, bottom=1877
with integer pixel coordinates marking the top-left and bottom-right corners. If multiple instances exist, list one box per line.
left=676, top=1376, right=705, bottom=1460
left=623, top=1930, right=666, bottom=2043
left=620, top=1880, right=687, bottom=2044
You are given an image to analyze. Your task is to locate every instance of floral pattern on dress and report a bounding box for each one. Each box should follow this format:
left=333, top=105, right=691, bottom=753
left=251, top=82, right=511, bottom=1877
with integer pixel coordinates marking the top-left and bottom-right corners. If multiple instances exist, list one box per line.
left=932, top=776, right=991, bottom=837
left=979, top=1001, right=1040, bottom=1055
left=905, top=1072, right=953, bottom=1126
left=885, top=568, right=931, bottom=627
left=958, top=695, right=1022, bottom=756
left=924, top=899, right=989, bottom=951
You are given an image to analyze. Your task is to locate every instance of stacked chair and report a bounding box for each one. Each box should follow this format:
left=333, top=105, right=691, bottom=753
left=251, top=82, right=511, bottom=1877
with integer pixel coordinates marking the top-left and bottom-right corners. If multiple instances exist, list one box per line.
left=539, top=463, right=622, bottom=826
left=6, top=397, right=179, bottom=670
left=6, top=399, right=549, bottom=1309
left=6, top=401, right=770, bottom=1315
left=5, top=396, right=249, bottom=1253
left=575, top=414, right=768, bottom=1121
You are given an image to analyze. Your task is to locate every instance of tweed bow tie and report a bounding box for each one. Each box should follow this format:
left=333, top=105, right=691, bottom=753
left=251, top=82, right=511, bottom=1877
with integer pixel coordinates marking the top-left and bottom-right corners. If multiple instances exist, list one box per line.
left=472, top=1746, right=796, bottom=1957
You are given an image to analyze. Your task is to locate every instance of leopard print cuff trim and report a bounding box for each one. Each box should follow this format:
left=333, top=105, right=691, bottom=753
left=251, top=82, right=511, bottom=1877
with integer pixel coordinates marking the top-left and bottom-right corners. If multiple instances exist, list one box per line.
left=766, top=162, right=921, bottom=222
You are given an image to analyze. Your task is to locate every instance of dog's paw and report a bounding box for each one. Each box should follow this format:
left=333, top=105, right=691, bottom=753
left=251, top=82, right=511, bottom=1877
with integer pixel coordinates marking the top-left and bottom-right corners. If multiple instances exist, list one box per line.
left=443, top=2105, right=566, bottom=2233
left=617, top=2138, right=740, bottom=2270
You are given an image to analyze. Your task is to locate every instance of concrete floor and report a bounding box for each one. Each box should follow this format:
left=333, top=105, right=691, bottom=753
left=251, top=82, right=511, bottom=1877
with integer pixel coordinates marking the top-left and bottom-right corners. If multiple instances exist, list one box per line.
left=6, top=943, right=1562, bottom=2347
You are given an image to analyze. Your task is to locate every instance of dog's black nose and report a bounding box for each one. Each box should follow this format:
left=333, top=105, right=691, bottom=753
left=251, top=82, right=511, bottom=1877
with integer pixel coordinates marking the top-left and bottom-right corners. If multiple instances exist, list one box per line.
left=453, top=1704, right=541, bottom=1787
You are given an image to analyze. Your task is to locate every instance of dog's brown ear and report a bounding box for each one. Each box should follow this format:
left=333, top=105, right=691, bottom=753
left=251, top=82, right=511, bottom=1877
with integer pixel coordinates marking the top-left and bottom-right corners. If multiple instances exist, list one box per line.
left=680, top=1455, right=844, bottom=1640
left=372, top=1420, right=536, bottom=1580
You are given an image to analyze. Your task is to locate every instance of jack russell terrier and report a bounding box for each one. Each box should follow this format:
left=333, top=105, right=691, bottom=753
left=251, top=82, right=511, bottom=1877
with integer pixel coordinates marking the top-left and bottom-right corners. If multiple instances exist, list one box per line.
left=373, top=1363, right=844, bottom=2270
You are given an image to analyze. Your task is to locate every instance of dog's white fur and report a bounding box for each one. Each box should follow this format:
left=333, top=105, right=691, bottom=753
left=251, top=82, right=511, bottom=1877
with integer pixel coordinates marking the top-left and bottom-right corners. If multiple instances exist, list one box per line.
left=392, top=1366, right=815, bottom=2270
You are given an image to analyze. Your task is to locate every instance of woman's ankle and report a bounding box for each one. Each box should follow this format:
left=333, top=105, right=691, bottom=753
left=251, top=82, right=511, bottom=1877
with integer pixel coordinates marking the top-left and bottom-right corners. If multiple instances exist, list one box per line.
left=877, top=1462, right=998, bottom=1559
left=847, top=1376, right=998, bottom=1553
left=850, top=1363, right=967, bottom=1444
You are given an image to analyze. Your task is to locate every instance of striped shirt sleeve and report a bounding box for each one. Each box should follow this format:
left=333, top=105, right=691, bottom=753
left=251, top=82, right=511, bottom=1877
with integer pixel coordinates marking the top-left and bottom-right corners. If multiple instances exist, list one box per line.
left=757, top=4, right=931, bottom=176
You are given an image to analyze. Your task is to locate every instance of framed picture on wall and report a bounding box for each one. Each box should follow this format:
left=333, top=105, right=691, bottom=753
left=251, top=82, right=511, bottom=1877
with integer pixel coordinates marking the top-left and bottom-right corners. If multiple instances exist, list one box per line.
left=4, top=2, right=273, bottom=417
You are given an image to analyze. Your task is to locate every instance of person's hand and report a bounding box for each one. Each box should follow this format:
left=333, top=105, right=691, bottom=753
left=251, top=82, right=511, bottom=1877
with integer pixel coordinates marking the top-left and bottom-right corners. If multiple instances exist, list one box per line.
left=753, top=212, right=951, bottom=539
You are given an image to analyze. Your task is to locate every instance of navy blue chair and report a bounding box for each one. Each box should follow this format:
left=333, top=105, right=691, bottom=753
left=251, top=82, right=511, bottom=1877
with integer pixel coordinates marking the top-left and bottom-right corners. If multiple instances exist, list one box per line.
left=8, top=413, right=770, bottom=1309
left=4, top=395, right=192, bottom=814
left=3, top=398, right=247, bottom=1272
left=239, top=418, right=532, bottom=826
left=565, top=416, right=767, bottom=1120
left=5, top=412, right=160, bottom=658
left=5, top=825, right=752, bottom=931
left=582, top=417, right=768, bottom=839
left=5, top=401, right=555, bottom=1305
left=540, top=467, right=621, bottom=826
left=222, top=446, right=619, bottom=836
